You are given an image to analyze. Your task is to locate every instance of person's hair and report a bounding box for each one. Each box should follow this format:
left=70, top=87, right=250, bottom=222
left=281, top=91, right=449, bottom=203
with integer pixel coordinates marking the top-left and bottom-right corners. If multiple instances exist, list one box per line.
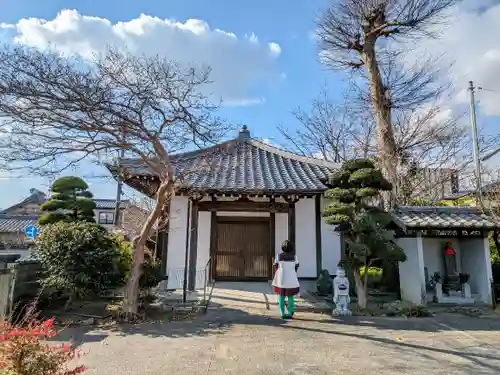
left=281, top=240, right=294, bottom=254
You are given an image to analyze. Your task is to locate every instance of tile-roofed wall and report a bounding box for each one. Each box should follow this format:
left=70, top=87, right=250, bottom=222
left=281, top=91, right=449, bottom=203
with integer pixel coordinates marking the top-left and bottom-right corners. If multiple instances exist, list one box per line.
left=391, top=206, right=500, bottom=230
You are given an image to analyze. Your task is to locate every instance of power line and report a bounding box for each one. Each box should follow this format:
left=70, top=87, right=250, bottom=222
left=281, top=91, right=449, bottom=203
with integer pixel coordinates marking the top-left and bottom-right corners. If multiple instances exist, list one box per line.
left=478, top=87, right=500, bottom=95
left=468, top=80, right=483, bottom=209
left=0, top=174, right=112, bottom=180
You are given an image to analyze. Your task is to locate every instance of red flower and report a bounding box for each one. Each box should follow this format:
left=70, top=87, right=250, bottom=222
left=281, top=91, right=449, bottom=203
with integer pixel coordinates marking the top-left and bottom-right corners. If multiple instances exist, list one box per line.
left=43, top=317, right=55, bottom=330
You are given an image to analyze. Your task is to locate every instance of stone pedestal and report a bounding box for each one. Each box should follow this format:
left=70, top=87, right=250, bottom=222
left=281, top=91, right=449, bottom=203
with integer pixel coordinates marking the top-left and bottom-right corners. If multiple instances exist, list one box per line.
left=462, top=283, right=472, bottom=299
left=434, top=281, right=474, bottom=304
left=434, top=282, right=443, bottom=302
left=443, top=274, right=461, bottom=294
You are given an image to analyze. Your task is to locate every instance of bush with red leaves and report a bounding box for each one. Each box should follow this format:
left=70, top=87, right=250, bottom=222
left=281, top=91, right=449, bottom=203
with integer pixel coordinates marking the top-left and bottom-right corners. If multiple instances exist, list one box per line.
left=0, top=317, right=87, bottom=375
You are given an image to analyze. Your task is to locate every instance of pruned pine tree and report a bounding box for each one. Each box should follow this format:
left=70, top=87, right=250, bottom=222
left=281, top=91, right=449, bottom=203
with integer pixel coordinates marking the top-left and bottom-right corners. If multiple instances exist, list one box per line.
left=38, top=176, right=96, bottom=225
left=323, top=158, right=406, bottom=308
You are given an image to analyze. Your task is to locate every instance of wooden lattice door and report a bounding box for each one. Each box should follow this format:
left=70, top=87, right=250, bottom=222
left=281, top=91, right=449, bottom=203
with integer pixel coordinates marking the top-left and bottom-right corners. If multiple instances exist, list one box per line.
left=214, top=218, right=270, bottom=280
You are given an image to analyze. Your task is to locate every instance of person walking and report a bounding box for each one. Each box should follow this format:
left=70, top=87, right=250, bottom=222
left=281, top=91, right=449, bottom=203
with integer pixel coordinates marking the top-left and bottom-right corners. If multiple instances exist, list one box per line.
left=272, top=240, right=300, bottom=319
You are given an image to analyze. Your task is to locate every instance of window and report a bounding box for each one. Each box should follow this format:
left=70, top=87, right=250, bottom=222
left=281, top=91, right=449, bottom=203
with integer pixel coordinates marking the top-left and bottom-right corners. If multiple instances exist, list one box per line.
left=98, top=212, right=114, bottom=225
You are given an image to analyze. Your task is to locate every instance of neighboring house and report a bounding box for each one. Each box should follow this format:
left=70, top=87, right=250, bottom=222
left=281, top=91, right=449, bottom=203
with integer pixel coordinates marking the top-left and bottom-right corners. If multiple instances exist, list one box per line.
left=442, top=179, right=500, bottom=210
left=410, top=167, right=459, bottom=201
left=0, top=189, right=129, bottom=259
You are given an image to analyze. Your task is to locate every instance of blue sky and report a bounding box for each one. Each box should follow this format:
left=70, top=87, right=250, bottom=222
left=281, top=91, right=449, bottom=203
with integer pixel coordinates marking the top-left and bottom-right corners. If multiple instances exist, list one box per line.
left=0, top=0, right=499, bottom=208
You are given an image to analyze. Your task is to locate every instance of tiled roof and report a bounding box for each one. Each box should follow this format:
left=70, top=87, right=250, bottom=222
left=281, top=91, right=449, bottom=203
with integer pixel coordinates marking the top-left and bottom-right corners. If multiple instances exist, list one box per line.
left=391, top=206, right=500, bottom=230
left=0, top=216, right=38, bottom=232
left=108, top=127, right=339, bottom=194
left=93, top=199, right=129, bottom=210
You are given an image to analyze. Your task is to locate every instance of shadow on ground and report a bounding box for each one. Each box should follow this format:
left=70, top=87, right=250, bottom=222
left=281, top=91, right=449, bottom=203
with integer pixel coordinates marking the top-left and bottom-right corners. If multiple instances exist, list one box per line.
left=52, top=302, right=286, bottom=347
left=282, top=318, right=500, bottom=373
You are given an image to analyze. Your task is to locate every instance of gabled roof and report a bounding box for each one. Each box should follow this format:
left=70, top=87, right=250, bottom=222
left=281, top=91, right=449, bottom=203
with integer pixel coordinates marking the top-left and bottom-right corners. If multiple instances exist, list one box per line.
left=391, top=206, right=500, bottom=230
left=108, top=126, right=339, bottom=195
left=0, top=188, right=46, bottom=214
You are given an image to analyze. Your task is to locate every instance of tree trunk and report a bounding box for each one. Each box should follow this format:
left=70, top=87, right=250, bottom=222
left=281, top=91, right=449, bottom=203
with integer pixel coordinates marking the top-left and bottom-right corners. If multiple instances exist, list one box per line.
left=362, top=43, right=399, bottom=209
left=353, top=270, right=367, bottom=309
left=121, top=179, right=174, bottom=316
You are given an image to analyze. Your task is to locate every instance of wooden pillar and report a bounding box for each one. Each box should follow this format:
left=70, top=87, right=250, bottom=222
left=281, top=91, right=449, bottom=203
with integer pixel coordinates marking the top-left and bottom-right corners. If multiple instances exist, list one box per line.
left=209, top=209, right=217, bottom=281
left=315, top=195, right=323, bottom=277
left=188, top=198, right=200, bottom=291
left=286, top=197, right=298, bottom=245
left=269, top=198, right=276, bottom=280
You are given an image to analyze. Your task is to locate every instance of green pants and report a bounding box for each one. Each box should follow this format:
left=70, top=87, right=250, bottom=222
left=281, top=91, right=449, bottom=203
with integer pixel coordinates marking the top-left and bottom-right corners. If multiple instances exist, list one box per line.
left=278, top=295, right=295, bottom=317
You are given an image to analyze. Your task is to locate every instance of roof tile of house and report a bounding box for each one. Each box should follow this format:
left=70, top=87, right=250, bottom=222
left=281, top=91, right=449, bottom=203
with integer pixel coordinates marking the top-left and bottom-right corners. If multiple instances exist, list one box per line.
left=108, top=126, right=339, bottom=194
left=0, top=216, right=38, bottom=232
left=93, top=199, right=129, bottom=210
left=391, top=206, right=500, bottom=230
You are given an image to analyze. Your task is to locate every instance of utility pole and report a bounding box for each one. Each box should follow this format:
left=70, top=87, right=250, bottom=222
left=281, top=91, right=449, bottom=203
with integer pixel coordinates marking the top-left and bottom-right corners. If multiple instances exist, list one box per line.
left=468, top=80, right=483, bottom=209
left=113, top=147, right=125, bottom=226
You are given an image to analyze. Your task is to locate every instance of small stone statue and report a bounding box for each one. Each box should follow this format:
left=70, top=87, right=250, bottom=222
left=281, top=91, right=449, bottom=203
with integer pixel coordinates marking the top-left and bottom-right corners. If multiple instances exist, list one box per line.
left=444, top=241, right=458, bottom=275
left=332, top=267, right=351, bottom=317
left=316, top=269, right=333, bottom=296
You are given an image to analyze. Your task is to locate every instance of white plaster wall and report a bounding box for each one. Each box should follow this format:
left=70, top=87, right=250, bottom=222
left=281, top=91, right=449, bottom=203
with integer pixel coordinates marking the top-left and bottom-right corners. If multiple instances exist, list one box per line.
left=397, top=237, right=426, bottom=305
left=320, top=197, right=341, bottom=275
left=321, top=224, right=341, bottom=275
left=460, top=237, right=493, bottom=304
left=295, top=198, right=317, bottom=278
left=422, top=238, right=461, bottom=283
left=166, top=196, right=189, bottom=289
left=275, top=213, right=288, bottom=259
left=320, top=197, right=342, bottom=275
left=194, top=211, right=211, bottom=288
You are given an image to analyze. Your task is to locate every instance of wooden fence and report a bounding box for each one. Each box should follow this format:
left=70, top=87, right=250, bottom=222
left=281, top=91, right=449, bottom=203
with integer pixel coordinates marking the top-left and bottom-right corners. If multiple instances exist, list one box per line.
left=0, top=259, right=43, bottom=320
left=0, top=268, right=14, bottom=319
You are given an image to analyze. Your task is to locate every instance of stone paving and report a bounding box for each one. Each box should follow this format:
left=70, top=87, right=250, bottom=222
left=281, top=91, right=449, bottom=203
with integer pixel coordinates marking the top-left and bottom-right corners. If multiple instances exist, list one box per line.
left=55, top=282, right=500, bottom=375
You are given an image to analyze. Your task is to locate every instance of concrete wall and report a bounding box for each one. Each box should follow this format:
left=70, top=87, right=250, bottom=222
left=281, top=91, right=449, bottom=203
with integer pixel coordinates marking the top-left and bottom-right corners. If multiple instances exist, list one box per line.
left=397, top=236, right=426, bottom=305
left=461, top=237, right=493, bottom=304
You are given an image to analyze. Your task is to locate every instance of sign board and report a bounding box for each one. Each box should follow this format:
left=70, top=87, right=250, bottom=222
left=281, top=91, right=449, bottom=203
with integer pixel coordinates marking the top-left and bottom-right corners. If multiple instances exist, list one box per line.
left=24, top=224, right=39, bottom=239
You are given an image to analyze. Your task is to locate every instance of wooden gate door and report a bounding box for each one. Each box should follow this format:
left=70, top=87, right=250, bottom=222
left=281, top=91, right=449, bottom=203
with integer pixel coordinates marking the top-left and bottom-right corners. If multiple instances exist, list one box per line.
left=214, top=218, right=271, bottom=281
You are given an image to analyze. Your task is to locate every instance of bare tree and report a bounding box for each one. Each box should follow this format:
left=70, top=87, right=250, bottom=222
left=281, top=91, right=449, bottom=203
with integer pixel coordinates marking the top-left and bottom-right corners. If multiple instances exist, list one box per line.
left=315, top=0, right=457, bottom=207
left=278, top=88, right=375, bottom=162
left=0, top=45, right=230, bottom=317
left=282, top=89, right=500, bottom=203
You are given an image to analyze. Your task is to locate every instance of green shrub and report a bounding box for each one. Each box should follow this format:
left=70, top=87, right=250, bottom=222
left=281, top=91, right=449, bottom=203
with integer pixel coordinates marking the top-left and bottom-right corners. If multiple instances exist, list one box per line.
left=35, top=222, right=128, bottom=303
left=113, top=238, right=165, bottom=292
left=359, top=266, right=383, bottom=287
left=490, top=236, right=500, bottom=283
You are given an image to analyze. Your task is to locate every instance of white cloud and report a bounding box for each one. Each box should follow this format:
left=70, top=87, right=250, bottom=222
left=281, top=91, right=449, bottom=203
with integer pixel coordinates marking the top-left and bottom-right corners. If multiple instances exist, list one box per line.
left=402, top=0, right=500, bottom=116
left=224, top=97, right=266, bottom=107
left=2, top=9, right=282, bottom=106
